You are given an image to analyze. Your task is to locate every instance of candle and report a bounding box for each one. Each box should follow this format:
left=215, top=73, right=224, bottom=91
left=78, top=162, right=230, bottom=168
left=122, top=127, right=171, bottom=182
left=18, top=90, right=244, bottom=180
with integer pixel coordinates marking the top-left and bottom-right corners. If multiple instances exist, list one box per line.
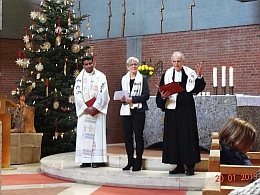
left=213, top=67, right=217, bottom=87
left=229, top=67, right=234, bottom=87
left=18, top=51, right=21, bottom=58
left=45, top=79, right=49, bottom=87
left=222, top=66, right=226, bottom=87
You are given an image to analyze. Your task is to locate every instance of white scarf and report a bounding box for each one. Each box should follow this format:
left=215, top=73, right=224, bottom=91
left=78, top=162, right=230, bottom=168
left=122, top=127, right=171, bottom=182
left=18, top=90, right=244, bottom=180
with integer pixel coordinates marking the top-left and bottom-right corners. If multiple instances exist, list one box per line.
left=120, top=71, right=143, bottom=116
left=74, top=68, right=98, bottom=157
left=164, top=66, right=197, bottom=109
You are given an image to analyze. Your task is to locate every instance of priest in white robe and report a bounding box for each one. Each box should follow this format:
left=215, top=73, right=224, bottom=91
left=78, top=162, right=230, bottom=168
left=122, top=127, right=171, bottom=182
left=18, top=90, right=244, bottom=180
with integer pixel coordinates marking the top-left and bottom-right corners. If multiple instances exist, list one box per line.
left=74, top=55, right=110, bottom=168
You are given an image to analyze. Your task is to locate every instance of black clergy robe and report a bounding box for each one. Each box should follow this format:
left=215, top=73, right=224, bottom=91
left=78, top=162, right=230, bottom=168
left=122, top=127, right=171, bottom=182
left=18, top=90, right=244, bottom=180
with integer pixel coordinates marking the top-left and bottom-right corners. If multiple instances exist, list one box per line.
left=156, top=68, right=206, bottom=165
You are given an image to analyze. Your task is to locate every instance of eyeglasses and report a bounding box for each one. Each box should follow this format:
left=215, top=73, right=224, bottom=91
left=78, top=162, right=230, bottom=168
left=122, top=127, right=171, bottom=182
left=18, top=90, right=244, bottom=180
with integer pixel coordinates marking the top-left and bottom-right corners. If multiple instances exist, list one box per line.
left=128, top=63, right=138, bottom=67
left=172, top=61, right=182, bottom=64
left=84, top=62, right=93, bottom=66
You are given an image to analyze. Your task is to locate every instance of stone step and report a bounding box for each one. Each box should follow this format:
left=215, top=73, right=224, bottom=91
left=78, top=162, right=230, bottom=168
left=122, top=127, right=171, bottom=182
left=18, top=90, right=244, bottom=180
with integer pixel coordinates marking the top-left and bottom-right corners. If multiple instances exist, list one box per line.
left=40, top=150, right=207, bottom=191
left=108, top=153, right=208, bottom=172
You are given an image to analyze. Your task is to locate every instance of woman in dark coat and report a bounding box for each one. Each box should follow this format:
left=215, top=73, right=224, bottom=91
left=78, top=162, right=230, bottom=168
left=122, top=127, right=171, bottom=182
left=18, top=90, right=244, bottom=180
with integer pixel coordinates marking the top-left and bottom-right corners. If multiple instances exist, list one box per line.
left=156, top=51, right=206, bottom=176
left=120, top=57, right=150, bottom=172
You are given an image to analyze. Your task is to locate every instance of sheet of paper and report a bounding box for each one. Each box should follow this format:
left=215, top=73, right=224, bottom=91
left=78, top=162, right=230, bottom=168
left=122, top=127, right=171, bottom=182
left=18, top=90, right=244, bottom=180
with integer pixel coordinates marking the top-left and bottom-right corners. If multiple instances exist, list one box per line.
left=113, top=90, right=129, bottom=100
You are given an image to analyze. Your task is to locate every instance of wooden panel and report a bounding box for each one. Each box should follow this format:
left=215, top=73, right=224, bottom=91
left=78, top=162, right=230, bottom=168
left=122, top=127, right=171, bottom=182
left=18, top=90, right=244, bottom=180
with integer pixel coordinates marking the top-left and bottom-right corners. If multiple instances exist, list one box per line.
left=212, top=132, right=219, bottom=139
left=0, top=95, right=6, bottom=113
left=208, top=150, right=220, bottom=172
left=202, top=172, right=221, bottom=195
left=211, top=139, right=220, bottom=150
left=0, top=113, right=11, bottom=168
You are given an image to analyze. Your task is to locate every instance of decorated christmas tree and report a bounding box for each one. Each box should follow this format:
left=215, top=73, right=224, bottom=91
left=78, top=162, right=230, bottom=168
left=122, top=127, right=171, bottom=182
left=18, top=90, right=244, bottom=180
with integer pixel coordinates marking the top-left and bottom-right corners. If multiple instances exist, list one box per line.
left=12, top=0, right=92, bottom=157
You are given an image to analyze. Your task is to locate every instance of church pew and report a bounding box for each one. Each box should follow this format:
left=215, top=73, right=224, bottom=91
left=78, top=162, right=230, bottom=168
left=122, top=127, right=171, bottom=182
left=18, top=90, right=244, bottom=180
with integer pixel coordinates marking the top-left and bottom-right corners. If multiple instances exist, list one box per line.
left=203, top=133, right=260, bottom=195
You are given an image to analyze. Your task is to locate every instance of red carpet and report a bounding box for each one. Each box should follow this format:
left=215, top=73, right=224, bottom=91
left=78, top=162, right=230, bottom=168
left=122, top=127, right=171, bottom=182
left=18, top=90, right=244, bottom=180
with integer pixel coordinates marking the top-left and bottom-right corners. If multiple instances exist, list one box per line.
left=2, top=173, right=72, bottom=185
left=91, top=186, right=187, bottom=195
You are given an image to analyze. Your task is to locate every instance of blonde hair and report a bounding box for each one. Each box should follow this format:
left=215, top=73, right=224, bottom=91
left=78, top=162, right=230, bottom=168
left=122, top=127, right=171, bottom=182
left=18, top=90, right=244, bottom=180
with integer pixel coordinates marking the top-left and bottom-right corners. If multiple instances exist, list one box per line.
left=219, top=118, right=257, bottom=153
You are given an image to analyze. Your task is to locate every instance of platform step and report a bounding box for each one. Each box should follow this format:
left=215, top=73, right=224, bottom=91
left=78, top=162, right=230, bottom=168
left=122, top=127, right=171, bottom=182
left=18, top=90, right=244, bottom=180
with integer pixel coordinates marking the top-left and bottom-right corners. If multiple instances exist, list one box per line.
left=40, top=151, right=207, bottom=190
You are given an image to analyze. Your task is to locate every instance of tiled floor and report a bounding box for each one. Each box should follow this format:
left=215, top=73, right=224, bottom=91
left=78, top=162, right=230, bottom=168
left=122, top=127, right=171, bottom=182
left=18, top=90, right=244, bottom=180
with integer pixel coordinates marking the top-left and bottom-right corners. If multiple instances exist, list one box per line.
left=1, top=144, right=206, bottom=195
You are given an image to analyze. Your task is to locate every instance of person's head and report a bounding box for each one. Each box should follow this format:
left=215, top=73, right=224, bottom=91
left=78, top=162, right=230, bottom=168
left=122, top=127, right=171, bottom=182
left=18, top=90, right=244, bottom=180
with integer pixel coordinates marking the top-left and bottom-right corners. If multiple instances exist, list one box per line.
left=171, top=51, right=185, bottom=72
left=219, top=117, right=257, bottom=154
left=82, top=55, right=94, bottom=73
left=126, top=57, right=139, bottom=75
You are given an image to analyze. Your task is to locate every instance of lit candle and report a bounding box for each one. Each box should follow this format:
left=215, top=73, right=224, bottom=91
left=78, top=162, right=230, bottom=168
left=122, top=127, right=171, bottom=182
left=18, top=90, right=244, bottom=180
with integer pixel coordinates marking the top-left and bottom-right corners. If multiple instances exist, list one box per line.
left=213, top=67, right=217, bottom=87
left=222, top=66, right=226, bottom=87
left=229, top=67, right=234, bottom=87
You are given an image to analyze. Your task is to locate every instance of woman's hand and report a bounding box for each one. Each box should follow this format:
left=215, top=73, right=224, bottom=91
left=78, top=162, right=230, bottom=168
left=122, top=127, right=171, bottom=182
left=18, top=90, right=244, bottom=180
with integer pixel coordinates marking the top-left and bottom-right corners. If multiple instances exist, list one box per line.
left=124, top=97, right=132, bottom=104
left=121, top=95, right=126, bottom=102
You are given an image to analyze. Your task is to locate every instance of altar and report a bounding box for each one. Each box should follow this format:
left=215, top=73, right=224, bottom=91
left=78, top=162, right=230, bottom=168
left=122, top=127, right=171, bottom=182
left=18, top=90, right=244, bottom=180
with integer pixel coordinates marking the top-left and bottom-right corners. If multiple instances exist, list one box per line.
left=144, top=95, right=260, bottom=152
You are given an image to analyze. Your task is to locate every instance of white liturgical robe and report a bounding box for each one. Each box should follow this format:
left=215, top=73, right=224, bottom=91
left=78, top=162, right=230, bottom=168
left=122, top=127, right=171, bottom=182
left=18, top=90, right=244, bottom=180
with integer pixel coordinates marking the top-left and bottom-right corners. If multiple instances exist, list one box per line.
left=74, top=68, right=110, bottom=163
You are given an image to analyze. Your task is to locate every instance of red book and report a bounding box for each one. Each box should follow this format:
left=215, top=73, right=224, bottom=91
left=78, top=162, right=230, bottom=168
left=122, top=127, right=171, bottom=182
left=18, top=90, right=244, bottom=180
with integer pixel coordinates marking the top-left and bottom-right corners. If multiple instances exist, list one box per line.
left=85, top=97, right=96, bottom=107
left=85, top=97, right=100, bottom=116
left=159, top=82, right=184, bottom=95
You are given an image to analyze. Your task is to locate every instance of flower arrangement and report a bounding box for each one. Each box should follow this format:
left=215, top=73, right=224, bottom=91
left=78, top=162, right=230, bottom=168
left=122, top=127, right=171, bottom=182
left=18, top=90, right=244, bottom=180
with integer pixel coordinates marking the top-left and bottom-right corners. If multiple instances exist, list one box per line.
left=138, top=62, right=154, bottom=79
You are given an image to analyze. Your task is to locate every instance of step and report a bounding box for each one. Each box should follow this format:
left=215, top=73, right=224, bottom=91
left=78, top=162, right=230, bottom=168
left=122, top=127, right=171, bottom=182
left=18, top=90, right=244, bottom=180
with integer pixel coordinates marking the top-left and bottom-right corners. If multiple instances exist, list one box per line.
left=40, top=150, right=207, bottom=190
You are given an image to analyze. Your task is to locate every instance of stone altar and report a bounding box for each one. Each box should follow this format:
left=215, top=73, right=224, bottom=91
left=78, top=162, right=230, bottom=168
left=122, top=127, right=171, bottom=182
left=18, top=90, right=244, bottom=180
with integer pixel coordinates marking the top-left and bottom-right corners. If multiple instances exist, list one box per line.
left=144, top=95, right=260, bottom=152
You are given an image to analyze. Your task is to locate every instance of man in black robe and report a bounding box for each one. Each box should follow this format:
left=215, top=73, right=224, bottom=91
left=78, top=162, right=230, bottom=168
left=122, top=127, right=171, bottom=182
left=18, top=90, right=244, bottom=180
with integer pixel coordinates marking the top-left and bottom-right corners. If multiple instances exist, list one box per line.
left=156, top=51, right=206, bottom=176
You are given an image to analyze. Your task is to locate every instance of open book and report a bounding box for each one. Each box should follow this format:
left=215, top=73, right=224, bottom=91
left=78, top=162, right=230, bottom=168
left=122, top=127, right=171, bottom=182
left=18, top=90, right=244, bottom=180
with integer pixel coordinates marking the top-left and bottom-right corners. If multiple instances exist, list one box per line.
left=159, top=82, right=184, bottom=95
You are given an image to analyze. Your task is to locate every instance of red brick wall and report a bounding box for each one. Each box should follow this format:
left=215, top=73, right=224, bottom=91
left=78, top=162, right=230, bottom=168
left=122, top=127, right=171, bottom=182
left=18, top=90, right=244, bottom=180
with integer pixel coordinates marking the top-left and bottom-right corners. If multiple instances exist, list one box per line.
left=1, top=24, right=260, bottom=144
left=93, top=38, right=127, bottom=143
left=142, top=25, right=260, bottom=95
left=0, top=39, right=25, bottom=101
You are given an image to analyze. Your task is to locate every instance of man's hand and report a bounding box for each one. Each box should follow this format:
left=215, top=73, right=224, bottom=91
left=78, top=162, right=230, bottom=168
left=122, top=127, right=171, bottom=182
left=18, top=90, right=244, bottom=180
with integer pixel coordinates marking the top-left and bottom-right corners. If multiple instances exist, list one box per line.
left=160, top=90, right=171, bottom=99
left=85, top=106, right=98, bottom=116
left=195, top=62, right=203, bottom=77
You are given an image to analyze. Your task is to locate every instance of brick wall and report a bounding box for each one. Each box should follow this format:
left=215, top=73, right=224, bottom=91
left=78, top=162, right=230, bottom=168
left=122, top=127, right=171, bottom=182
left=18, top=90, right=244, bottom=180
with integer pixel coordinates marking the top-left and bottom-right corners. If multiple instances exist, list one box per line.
left=142, top=25, right=260, bottom=95
left=1, top=24, right=260, bottom=144
left=0, top=39, right=25, bottom=101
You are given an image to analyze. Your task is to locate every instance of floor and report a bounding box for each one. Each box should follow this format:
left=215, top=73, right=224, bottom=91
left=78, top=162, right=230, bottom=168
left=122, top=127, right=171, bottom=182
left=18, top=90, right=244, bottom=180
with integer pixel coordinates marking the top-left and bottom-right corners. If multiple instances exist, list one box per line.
left=1, top=144, right=205, bottom=195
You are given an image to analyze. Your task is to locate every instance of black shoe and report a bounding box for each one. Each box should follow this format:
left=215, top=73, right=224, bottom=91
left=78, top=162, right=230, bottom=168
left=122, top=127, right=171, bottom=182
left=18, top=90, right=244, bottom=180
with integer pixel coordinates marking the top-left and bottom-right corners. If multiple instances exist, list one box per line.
left=123, top=158, right=135, bottom=171
left=132, top=165, right=141, bottom=172
left=122, top=164, right=133, bottom=171
left=80, top=163, right=91, bottom=168
left=169, top=167, right=185, bottom=174
left=186, top=168, right=194, bottom=176
left=92, top=163, right=99, bottom=168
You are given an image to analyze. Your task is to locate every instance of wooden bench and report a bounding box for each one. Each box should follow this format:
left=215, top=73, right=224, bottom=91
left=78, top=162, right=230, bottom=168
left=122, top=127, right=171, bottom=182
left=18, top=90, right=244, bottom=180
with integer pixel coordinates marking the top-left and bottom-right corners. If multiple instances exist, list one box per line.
left=203, top=132, right=260, bottom=195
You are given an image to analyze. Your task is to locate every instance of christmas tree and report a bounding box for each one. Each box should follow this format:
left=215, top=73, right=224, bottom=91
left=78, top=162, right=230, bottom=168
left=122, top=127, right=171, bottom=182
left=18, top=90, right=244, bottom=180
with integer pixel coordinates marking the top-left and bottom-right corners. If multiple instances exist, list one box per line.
left=12, top=0, right=91, bottom=157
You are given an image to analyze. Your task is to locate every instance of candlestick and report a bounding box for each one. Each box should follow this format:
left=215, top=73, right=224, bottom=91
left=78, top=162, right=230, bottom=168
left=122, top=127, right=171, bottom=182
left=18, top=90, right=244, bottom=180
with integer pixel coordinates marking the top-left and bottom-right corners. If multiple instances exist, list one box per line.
left=213, top=87, right=218, bottom=95
left=229, top=86, right=234, bottom=95
left=221, top=86, right=226, bottom=95
left=213, top=67, right=217, bottom=87
left=229, top=67, right=233, bottom=87
left=222, top=66, right=226, bottom=87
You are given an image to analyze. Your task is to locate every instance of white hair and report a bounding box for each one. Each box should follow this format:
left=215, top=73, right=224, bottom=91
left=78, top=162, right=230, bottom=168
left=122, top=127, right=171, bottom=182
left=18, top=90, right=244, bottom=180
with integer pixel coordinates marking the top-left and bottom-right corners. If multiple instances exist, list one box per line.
left=171, top=51, right=185, bottom=60
left=126, top=57, right=139, bottom=65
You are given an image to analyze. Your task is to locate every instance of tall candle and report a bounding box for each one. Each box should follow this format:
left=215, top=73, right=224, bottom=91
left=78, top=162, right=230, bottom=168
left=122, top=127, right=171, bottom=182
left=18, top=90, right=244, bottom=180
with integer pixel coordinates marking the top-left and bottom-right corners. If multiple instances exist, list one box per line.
left=222, top=66, right=226, bottom=87
left=229, top=67, right=234, bottom=87
left=213, top=67, right=217, bottom=87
